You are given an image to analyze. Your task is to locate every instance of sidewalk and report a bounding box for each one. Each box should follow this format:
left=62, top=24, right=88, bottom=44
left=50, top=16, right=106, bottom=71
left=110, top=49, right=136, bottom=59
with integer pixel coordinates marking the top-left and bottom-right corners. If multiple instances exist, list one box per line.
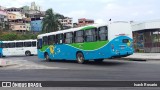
left=0, top=59, right=15, bottom=67
left=122, top=53, right=160, bottom=61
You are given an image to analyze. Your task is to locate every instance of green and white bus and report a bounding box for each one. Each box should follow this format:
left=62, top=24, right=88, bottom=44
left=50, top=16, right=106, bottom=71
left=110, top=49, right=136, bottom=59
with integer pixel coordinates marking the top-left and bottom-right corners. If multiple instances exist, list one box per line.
left=37, top=21, right=134, bottom=64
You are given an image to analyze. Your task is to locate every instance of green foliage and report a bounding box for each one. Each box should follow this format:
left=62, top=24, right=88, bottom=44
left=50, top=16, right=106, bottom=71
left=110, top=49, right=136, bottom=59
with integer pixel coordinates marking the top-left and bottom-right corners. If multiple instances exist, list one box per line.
left=0, top=32, right=38, bottom=41
left=1, top=33, right=17, bottom=40
left=42, top=8, right=64, bottom=33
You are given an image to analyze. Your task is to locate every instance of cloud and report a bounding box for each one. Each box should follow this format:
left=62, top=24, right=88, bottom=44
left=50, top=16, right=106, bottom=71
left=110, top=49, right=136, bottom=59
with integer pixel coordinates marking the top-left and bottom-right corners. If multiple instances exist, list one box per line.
left=0, top=0, right=45, bottom=9
left=0, top=0, right=160, bottom=22
left=95, top=19, right=106, bottom=24
left=66, top=10, right=87, bottom=17
left=147, top=10, right=154, bottom=14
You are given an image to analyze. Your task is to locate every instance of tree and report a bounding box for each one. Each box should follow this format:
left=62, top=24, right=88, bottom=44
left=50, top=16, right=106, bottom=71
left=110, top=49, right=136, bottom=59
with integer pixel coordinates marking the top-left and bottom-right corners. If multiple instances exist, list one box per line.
left=42, top=8, right=64, bottom=33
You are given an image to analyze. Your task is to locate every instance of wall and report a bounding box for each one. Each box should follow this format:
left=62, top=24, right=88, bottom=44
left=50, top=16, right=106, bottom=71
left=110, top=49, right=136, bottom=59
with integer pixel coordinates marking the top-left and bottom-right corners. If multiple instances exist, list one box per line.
left=25, top=23, right=31, bottom=31
left=11, top=23, right=30, bottom=31
left=7, top=13, right=16, bottom=20
left=31, top=20, right=42, bottom=32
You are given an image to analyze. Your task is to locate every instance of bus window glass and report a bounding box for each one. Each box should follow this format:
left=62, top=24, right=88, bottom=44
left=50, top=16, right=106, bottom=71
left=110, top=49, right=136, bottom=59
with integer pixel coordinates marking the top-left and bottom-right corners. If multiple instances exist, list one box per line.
left=0, top=43, right=4, bottom=48
left=75, top=31, right=84, bottom=43
left=37, top=39, right=42, bottom=49
left=48, top=35, right=55, bottom=45
left=76, top=31, right=83, bottom=36
left=99, top=26, right=108, bottom=41
left=65, top=32, right=73, bottom=44
left=16, top=42, right=23, bottom=47
left=123, top=39, right=129, bottom=43
left=8, top=43, right=15, bottom=48
left=24, top=42, right=32, bottom=47
left=43, top=36, right=48, bottom=45
left=85, top=28, right=96, bottom=42
left=56, top=34, right=63, bottom=44
left=1, top=43, right=5, bottom=48
left=4, top=43, right=9, bottom=48
left=32, top=41, right=36, bottom=47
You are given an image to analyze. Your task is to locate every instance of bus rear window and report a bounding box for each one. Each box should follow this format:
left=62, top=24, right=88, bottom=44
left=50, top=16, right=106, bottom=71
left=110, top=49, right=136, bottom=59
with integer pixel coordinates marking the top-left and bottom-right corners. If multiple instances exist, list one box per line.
left=122, top=39, right=129, bottom=43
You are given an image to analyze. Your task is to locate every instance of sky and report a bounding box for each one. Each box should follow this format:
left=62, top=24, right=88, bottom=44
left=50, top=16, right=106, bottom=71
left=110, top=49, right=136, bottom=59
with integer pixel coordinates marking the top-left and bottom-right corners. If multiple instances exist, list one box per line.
left=0, top=0, right=160, bottom=23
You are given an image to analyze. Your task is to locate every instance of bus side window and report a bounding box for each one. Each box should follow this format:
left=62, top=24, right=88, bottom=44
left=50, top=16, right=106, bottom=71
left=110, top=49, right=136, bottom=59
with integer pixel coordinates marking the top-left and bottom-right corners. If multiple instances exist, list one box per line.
left=5, top=43, right=9, bottom=48
left=37, top=39, right=42, bottom=49
left=75, top=30, right=84, bottom=43
left=56, top=34, right=64, bottom=44
left=1, top=43, right=5, bottom=48
left=64, top=32, right=73, bottom=44
left=48, top=35, right=55, bottom=45
left=16, top=42, right=23, bottom=47
left=32, top=41, right=36, bottom=47
left=2, top=43, right=5, bottom=48
left=98, top=26, right=108, bottom=41
left=8, top=43, right=15, bottom=48
left=24, top=42, right=32, bottom=47
left=84, top=28, right=97, bottom=42
left=43, top=36, right=48, bottom=45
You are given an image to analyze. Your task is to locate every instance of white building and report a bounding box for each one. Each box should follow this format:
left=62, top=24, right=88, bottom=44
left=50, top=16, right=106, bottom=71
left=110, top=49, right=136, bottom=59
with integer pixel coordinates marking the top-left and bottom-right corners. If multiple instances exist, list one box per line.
left=30, top=2, right=36, bottom=10
left=132, top=20, right=160, bottom=31
left=0, top=6, right=6, bottom=10
left=58, top=17, right=73, bottom=28
left=30, top=2, right=41, bottom=11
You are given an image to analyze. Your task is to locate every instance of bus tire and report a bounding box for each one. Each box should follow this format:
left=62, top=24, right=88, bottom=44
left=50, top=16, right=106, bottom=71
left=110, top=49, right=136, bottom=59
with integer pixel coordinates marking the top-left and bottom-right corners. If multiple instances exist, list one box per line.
left=94, top=59, right=104, bottom=63
left=44, top=53, right=50, bottom=61
left=76, top=52, right=85, bottom=64
left=25, top=51, right=31, bottom=56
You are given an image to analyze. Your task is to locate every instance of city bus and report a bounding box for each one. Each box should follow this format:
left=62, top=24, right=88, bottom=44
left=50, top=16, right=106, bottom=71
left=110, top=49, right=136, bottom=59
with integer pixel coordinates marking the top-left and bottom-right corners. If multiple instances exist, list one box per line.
left=37, top=21, right=134, bottom=64
left=0, top=39, right=37, bottom=57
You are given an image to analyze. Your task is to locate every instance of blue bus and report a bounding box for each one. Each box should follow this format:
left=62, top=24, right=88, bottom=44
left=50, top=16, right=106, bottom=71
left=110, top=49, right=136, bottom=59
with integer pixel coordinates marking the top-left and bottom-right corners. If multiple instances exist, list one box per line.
left=37, top=21, right=134, bottom=64
left=0, top=41, right=3, bottom=57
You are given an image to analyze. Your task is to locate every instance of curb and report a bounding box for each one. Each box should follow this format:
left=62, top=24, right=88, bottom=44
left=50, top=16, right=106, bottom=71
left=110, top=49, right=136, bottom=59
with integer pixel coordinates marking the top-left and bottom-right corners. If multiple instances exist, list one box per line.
left=121, top=58, right=147, bottom=61
left=114, top=58, right=147, bottom=61
left=118, top=58, right=160, bottom=61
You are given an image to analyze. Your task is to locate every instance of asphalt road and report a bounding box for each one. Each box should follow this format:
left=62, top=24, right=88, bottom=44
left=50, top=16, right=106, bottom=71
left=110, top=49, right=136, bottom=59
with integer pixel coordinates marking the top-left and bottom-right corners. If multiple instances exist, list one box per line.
left=1, top=56, right=160, bottom=90
left=1, top=56, right=160, bottom=81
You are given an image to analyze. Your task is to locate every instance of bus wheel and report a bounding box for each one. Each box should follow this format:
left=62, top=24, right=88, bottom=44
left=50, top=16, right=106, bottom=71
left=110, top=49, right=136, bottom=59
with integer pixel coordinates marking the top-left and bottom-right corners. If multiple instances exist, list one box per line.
left=76, top=52, right=85, bottom=64
left=94, top=59, right=104, bottom=63
left=25, top=51, right=31, bottom=56
left=45, top=53, right=50, bottom=61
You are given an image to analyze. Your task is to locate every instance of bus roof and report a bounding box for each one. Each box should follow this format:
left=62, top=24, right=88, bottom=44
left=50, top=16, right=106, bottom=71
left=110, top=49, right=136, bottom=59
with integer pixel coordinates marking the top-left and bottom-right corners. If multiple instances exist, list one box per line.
left=38, top=23, right=107, bottom=39
left=2, top=39, right=37, bottom=43
left=37, top=21, right=130, bottom=39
